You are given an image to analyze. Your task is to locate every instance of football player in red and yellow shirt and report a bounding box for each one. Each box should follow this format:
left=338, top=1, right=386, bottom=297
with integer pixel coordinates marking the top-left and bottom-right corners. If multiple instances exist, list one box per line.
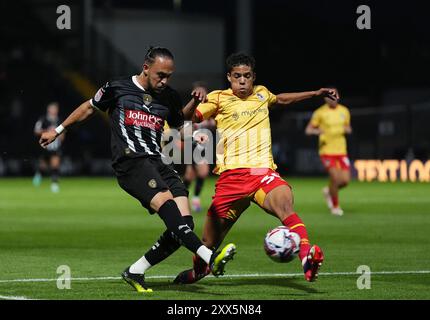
left=306, top=89, right=352, bottom=216
left=175, top=53, right=339, bottom=284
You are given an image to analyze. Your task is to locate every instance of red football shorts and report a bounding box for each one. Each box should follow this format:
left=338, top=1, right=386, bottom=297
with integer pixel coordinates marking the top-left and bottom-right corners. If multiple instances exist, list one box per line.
left=208, top=168, right=290, bottom=221
left=320, top=154, right=350, bottom=171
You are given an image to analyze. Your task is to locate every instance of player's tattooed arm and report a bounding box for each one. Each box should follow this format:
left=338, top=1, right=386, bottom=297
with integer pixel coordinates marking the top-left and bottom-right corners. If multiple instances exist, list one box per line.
left=276, top=88, right=339, bottom=105
left=39, top=100, right=95, bottom=148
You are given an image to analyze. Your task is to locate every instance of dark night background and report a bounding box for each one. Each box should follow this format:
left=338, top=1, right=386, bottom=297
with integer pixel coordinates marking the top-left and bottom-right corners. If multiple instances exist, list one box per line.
left=1, top=0, right=429, bottom=176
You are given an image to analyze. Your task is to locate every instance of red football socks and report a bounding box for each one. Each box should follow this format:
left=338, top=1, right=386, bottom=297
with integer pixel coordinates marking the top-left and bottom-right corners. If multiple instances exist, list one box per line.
left=283, top=213, right=311, bottom=263
left=331, top=195, right=339, bottom=208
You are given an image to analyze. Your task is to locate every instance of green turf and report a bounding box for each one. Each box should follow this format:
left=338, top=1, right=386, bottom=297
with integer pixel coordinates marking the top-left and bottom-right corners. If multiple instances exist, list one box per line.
left=0, top=177, right=429, bottom=300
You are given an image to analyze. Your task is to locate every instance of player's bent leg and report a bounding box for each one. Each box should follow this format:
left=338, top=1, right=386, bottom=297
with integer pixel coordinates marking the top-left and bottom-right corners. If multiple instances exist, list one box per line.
left=144, top=196, right=193, bottom=266
left=258, top=184, right=324, bottom=282
left=154, top=194, right=236, bottom=276
left=192, top=164, right=208, bottom=212
left=322, top=186, right=333, bottom=210
left=338, top=169, right=350, bottom=189
left=183, top=165, right=196, bottom=189
left=124, top=196, right=195, bottom=292
left=116, top=158, right=228, bottom=292
left=330, top=167, right=350, bottom=215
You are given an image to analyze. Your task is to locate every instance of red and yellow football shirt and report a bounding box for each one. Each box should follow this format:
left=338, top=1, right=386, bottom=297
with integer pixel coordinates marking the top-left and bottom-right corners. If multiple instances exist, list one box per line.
left=310, top=103, right=350, bottom=155
left=195, top=85, right=278, bottom=174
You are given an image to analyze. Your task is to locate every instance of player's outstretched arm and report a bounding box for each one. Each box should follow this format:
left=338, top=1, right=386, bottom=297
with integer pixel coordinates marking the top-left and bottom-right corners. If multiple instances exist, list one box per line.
left=276, top=88, right=339, bottom=105
left=182, top=87, right=207, bottom=122
left=39, top=100, right=95, bottom=148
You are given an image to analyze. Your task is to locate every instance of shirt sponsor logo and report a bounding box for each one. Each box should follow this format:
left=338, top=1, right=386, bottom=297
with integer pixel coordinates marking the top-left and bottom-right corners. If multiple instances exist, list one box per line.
left=241, top=107, right=268, bottom=117
left=124, top=109, right=163, bottom=130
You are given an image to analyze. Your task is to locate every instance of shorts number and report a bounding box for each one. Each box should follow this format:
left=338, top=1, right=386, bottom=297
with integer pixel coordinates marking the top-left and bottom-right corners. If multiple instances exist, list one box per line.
left=261, top=173, right=280, bottom=185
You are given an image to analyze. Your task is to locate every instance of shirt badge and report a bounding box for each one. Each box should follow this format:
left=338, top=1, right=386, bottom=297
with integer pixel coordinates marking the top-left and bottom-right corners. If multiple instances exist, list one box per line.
left=148, top=179, right=157, bottom=189
left=142, top=94, right=152, bottom=107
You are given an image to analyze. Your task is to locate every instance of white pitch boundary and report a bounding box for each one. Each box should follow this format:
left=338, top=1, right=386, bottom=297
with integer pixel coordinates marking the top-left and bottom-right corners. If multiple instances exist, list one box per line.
left=0, top=295, right=34, bottom=300
left=0, top=270, right=429, bottom=284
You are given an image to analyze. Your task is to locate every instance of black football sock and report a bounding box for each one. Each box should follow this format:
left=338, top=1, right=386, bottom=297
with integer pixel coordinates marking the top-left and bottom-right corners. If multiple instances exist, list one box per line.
left=194, top=177, right=204, bottom=197
left=51, top=168, right=59, bottom=183
left=144, top=216, right=195, bottom=266
left=157, top=200, right=204, bottom=254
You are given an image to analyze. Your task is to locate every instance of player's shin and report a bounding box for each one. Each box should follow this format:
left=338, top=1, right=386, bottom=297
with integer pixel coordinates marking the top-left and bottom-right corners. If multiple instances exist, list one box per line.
left=141, top=216, right=195, bottom=269
left=194, top=177, right=204, bottom=196
left=158, top=200, right=212, bottom=263
left=51, top=168, right=59, bottom=183
left=282, top=213, right=311, bottom=265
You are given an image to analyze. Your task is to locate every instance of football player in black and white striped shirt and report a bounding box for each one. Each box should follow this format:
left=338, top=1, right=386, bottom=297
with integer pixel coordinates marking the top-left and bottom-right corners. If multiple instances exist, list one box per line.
left=39, top=47, right=237, bottom=293
left=33, top=102, right=64, bottom=193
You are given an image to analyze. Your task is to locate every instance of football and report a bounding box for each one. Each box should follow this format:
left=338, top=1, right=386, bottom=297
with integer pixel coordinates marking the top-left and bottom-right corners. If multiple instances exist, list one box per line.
left=264, top=226, right=300, bottom=263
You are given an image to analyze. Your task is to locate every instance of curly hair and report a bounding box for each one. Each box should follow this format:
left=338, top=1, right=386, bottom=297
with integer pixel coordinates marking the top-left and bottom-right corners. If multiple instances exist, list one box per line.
left=226, top=52, right=256, bottom=73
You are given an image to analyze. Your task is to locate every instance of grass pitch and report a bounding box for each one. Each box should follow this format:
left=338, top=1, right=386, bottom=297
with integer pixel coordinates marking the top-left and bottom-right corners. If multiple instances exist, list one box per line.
left=0, top=177, right=429, bottom=300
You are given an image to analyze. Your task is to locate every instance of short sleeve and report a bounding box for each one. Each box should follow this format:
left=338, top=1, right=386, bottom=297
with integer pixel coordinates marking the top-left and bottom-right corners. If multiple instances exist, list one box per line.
left=266, top=88, right=277, bottom=107
left=344, top=108, right=351, bottom=126
left=195, top=91, right=220, bottom=121
left=310, top=109, right=321, bottom=127
left=166, top=90, right=184, bottom=129
left=90, top=82, right=115, bottom=112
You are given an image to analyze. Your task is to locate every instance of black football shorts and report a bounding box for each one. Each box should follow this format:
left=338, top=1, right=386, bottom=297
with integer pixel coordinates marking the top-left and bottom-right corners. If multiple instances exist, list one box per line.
left=113, top=156, right=188, bottom=213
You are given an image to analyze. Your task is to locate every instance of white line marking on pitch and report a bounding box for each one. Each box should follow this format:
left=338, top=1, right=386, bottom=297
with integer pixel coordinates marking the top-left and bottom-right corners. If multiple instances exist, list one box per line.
left=0, top=295, right=34, bottom=300
left=0, top=270, right=429, bottom=284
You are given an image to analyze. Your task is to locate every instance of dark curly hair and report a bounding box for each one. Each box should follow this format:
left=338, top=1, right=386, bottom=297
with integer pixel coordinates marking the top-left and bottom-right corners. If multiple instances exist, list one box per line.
left=226, top=52, right=256, bottom=73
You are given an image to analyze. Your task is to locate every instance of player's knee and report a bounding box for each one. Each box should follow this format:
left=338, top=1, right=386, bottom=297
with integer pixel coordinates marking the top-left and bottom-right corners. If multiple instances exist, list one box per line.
left=184, top=167, right=196, bottom=181
left=150, top=191, right=174, bottom=212
left=197, top=165, right=209, bottom=178
left=338, top=177, right=350, bottom=188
